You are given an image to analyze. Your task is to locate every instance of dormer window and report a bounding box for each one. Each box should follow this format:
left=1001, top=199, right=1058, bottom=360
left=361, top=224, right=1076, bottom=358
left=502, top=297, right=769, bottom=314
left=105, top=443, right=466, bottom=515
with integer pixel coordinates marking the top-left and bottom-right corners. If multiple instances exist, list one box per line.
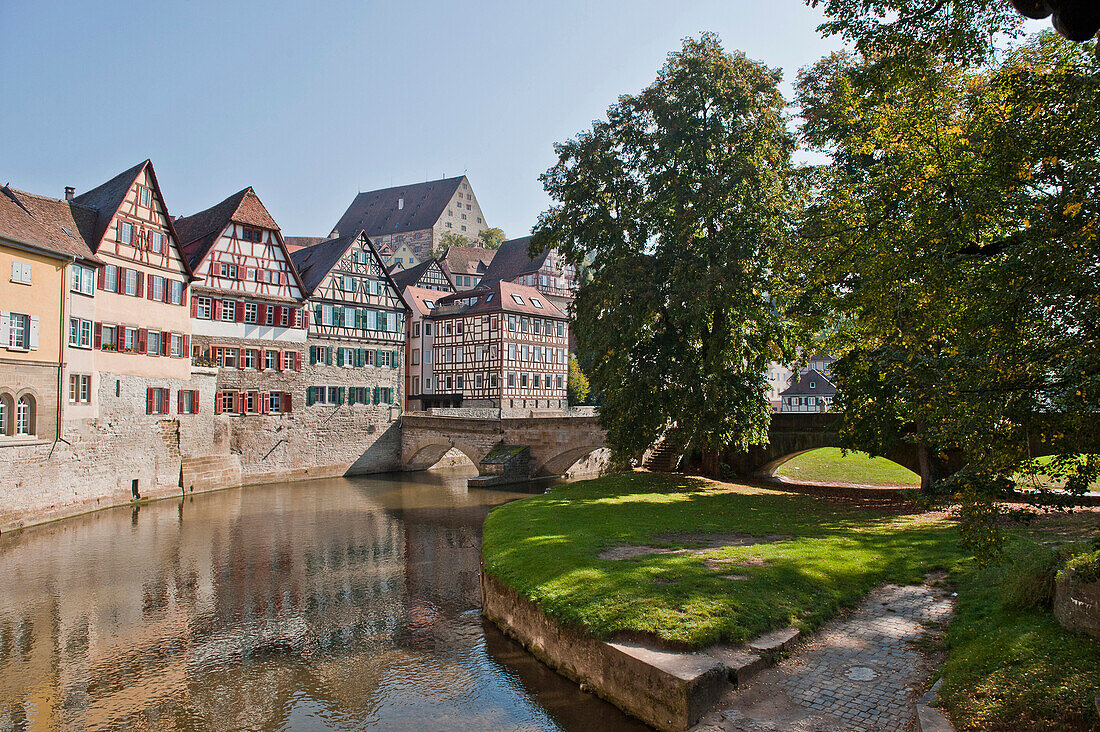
left=809, top=381, right=816, bottom=389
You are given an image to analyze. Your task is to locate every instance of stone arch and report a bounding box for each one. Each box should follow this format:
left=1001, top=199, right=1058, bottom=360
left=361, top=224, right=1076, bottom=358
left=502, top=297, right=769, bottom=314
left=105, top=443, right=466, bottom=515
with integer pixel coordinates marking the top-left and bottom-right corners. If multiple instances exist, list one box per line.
left=404, top=439, right=483, bottom=472
left=12, top=388, right=38, bottom=437
left=538, top=445, right=608, bottom=477
left=0, top=391, right=13, bottom=436
left=755, top=446, right=921, bottom=481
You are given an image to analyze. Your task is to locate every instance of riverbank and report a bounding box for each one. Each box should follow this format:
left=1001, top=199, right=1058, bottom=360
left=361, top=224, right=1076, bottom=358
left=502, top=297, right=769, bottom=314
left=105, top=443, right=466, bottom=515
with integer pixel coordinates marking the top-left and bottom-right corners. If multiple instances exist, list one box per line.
left=481, top=472, right=1100, bottom=730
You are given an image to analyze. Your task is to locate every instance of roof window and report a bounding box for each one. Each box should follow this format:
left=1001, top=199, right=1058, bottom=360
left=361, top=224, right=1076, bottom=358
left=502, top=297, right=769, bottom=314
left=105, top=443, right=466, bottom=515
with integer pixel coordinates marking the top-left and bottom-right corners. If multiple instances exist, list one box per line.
left=531, top=297, right=543, bottom=308
left=511, top=294, right=525, bottom=305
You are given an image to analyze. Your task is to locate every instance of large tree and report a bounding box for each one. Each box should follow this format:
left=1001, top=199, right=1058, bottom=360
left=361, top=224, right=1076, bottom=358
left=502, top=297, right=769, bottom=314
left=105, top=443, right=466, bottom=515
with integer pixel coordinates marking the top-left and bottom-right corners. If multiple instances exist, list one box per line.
left=533, top=34, right=798, bottom=468
left=792, top=33, right=1100, bottom=511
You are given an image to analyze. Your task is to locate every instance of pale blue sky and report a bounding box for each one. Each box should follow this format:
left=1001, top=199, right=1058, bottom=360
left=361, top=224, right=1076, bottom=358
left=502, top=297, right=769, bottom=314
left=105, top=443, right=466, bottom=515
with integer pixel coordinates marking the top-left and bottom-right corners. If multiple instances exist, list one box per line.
left=1, top=1, right=849, bottom=239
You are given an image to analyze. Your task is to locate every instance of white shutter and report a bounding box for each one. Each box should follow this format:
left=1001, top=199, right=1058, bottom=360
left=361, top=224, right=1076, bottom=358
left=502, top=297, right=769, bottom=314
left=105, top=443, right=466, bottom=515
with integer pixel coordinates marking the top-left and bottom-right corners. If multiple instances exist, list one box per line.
left=10, top=262, right=18, bottom=282
left=28, top=316, right=39, bottom=350
left=0, top=312, right=8, bottom=346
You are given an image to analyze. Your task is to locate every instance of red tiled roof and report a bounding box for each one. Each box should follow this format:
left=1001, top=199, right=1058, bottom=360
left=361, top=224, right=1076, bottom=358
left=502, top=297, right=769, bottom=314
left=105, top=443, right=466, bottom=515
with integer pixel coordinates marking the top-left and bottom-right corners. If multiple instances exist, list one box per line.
left=441, top=245, right=495, bottom=276
left=403, top=285, right=447, bottom=317
left=0, top=186, right=100, bottom=263
left=174, top=187, right=280, bottom=269
left=431, top=280, right=566, bottom=319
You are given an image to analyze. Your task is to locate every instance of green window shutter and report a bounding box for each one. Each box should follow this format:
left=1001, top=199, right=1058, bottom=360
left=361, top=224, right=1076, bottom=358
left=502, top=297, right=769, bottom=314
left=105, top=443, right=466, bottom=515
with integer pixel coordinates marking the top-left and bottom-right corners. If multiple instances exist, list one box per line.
left=357, top=349, right=365, bottom=367
left=373, top=386, right=379, bottom=404
left=306, top=386, right=315, bottom=406
left=314, top=304, right=322, bottom=323
left=337, top=387, right=345, bottom=405
left=393, top=349, right=399, bottom=368
left=348, top=388, right=356, bottom=405
left=390, top=388, right=397, bottom=405
left=335, top=306, right=344, bottom=326
left=336, top=348, right=344, bottom=366
left=309, top=345, right=317, bottom=365
left=375, top=349, right=383, bottom=366
left=325, top=347, right=332, bottom=365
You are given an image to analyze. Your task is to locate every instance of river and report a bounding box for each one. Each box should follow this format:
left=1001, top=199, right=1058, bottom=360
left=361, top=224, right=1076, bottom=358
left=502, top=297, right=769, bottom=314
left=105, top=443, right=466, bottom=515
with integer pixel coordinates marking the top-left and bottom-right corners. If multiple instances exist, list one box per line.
left=0, top=469, right=648, bottom=731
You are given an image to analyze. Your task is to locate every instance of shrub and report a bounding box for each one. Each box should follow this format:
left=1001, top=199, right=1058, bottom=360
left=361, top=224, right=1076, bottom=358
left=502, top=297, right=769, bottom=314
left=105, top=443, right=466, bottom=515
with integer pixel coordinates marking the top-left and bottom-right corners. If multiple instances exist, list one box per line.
left=997, top=542, right=1060, bottom=611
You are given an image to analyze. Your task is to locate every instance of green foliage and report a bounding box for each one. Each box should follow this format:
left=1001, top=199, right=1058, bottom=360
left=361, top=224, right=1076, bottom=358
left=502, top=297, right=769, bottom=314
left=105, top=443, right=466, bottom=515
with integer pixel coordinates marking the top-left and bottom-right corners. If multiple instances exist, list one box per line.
left=996, top=542, right=1059, bottom=611
left=533, top=34, right=799, bottom=464
left=1062, top=548, right=1100, bottom=585
left=477, top=227, right=506, bottom=249
left=436, top=231, right=469, bottom=256
left=942, top=545, right=1100, bottom=731
left=482, top=472, right=961, bottom=647
left=791, top=34, right=1100, bottom=497
left=567, top=354, right=590, bottom=406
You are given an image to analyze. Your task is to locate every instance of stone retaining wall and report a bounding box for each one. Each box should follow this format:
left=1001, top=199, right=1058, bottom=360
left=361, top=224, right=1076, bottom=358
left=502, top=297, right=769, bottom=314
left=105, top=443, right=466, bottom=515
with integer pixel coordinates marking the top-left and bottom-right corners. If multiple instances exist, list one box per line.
left=1054, top=569, right=1100, bottom=639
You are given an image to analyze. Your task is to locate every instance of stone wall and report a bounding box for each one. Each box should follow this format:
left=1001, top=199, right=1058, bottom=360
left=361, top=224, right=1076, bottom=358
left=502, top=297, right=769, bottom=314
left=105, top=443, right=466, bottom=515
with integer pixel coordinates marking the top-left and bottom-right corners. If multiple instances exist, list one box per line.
left=1054, top=569, right=1100, bottom=639
left=0, top=369, right=218, bottom=533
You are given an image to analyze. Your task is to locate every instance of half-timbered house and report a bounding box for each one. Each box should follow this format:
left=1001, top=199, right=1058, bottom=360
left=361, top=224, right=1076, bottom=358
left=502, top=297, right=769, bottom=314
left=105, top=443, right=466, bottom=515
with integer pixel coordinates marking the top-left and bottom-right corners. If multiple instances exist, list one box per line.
left=479, top=236, right=577, bottom=314
left=394, top=260, right=455, bottom=411
left=290, top=229, right=407, bottom=422
left=174, top=187, right=307, bottom=418
left=390, top=257, right=455, bottom=293
left=428, top=280, right=568, bottom=411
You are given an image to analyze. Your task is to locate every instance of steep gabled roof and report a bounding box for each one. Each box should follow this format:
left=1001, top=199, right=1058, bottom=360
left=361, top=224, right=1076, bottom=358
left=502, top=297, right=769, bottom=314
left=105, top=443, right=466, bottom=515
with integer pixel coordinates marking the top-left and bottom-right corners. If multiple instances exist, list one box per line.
left=333, top=176, right=465, bottom=238
left=403, top=285, right=448, bottom=317
left=0, top=186, right=100, bottom=263
left=479, top=236, right=548, bottom=284
left=432, top=279, right=566, bottom=320
left=283, top=236, right=326, bottom=252
left=779, top=368, right=837, bottom=397
left=71, top=160, right=148, bottom=249
left=441, top=245, right=495, bottom=277
left=289, top=230, right=407, bottom=310
left=390, top=257, right=455, bottom=292
left=173, top=187, right=282, bottom=270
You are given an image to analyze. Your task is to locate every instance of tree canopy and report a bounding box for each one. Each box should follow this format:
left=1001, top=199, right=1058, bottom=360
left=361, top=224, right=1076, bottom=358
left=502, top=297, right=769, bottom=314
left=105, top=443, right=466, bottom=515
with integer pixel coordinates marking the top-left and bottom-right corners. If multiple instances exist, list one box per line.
left=534, top=33, right=798, bottom=466
left=478, top=227, right=506, bottom=249
left=792, top=33, right=1100, bottom=510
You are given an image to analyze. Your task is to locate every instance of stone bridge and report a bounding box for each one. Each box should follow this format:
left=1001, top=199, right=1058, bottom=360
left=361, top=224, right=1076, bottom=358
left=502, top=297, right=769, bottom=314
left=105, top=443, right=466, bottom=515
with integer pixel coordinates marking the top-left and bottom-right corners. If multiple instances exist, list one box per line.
left=401, top=412, right=607, bottom=483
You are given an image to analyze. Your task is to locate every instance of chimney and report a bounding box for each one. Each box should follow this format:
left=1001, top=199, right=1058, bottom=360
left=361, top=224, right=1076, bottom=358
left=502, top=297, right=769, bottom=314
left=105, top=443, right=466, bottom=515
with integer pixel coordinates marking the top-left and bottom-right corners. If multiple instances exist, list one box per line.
left=64, top=186, right=75, bottom=201
left=398, top=197, right=404, bottom=210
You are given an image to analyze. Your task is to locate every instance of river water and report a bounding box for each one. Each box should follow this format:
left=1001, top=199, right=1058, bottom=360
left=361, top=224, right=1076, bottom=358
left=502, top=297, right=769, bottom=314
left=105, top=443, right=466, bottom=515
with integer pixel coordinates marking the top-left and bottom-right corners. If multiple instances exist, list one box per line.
left=0, top=469, right=648, bottom=731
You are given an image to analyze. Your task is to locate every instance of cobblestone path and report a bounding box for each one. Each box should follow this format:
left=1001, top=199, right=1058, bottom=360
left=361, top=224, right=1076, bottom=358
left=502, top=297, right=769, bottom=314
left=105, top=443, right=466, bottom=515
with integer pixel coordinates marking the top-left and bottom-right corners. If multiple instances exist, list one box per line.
left=695, top=582, right=954, bottom=732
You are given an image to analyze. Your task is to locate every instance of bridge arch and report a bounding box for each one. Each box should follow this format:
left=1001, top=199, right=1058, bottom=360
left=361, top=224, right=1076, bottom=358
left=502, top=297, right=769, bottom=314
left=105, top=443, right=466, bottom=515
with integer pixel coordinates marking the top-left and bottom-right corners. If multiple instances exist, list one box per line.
left=754, top=447, right=921, bottom=483
left=404, top=439, right=483, bottom=472
left=538, top=445, right=608, bottom=477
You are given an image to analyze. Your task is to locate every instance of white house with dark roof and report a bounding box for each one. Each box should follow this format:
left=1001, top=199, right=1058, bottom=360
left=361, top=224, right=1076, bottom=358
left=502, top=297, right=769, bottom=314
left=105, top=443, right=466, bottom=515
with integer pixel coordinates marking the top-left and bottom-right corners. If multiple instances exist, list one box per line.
left=779, top=367, right=836, bottom=412
left=331, top=176, right=489, bottom=270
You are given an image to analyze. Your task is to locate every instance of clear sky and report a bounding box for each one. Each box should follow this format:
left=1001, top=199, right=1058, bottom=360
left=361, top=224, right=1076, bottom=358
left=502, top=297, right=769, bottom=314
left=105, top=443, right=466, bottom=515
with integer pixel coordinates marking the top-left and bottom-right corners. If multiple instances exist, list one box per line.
left=1, top=0, right=849, bottom=239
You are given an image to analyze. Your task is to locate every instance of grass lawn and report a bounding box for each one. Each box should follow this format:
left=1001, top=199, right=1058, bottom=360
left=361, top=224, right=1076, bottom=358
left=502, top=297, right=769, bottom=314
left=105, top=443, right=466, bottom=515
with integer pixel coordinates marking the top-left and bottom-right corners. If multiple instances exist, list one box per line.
left=482, top=471, right=960, bottom=647
left=775, top=447, right=920, bottom=487
left=940, top=533, right=1100, bottom=731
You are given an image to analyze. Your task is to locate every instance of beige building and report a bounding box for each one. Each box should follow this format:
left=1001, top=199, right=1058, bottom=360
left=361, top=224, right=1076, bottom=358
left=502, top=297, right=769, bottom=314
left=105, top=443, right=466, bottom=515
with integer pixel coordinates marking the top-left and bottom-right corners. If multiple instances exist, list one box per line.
left=330, top=176, right=489, bottom=271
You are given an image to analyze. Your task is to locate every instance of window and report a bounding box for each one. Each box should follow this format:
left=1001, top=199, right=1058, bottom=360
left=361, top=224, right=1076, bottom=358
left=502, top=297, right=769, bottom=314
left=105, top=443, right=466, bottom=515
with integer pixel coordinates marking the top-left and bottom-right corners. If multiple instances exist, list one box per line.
left=124, top=328, right=138, bottom=352
left=70, top=264, right=94, bottom=295
left=221, top=301, right=236, bottom=322
left=412, top=349, right=420, bottom=365
left=0, top=397, right=7, bottom=435
left=265, top=350, right=278, bottom=370
left=69, top=318, right=92, bottom=348
left=219, top=263, right=238, bottom=279
left=244, top=302, right=258, bottom=324
left=197, top=297, right=212, bottom=319
left=170, top=334, right=183, bottom=358
left=533, top=374, right=541, bottom=388
left=413, top=322, right=420, bottom=338
left=16, top=395, right=33, bottom=435
left=521, top=373, right=528, bottom=388
left=7, top=313, right=31, bottom=349
left=69, top=374, right=91, bottom=403
left=413, top=376, right=420, bottom=394
left=475, top=374, right=483, bottom=389
left=217, top=346, right=237, bottom=368
left=139, top=186, right=151, bottom=207
left=378, top=351, right=392, bottom=367
left=180, top=390, right=198, bottom=414
left=342, top=275, right=355, bottom=292
left=424, top=321, right=433, bottom=335
left=327, top=386, right=340, bottom=404
left=104, top=264, right=118, bottom=292
left=281, top=308, right=290, bottom=327
left=533, top=319, right=542, bottom=334
left=124, top=268, right=139, bottom=296
left=221, top=391, right=237, bottom=414
left=521, top=317, right=529, bottom=332
left=508, top=372, right=516, bottom=387
left=119, top=221, right=133, bottom=246
left=556, top=322, right=564, bottom=336
left=146, top=387, right=170, bottom=415
left=509, top=343, right=517, bottom=360
left=269, top=392, right=282, bottom=412
left=265, top=306, right=274, bottom=326
left=243, top=349, right=258, bottom=369
left=241, top=227, right=263, bottom=242
left=101, top=325, right=117, bottom=349
left=522, top=345, right=529, bottom=361
left=149, top=231, right=164, bottom=254
left=245, top=392, right=259, bottom=414
left=556, top=375, right=564, bottom=389
left=531, top=297, right=543, bottom=309
left=508, top=315, right=517, bottom=331
left=457, top=375, right=464, bottom=390
left=152, top=275, right=165, bottom=302
left=10, top=261, right=32, bottom=285
left=147, top=331, right=161, bottom=356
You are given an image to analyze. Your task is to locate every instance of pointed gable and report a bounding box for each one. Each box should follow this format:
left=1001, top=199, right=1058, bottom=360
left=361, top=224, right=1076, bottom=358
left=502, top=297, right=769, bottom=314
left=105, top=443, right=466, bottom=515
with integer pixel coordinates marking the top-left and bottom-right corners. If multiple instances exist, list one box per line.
left=174, top=187, right=304, bottom=300
left=480, top=236, right=547, bottom=284
left=390, top=258, right=455, bottom=293
left=72, top=160, right=147, bottom=250
left=289, top=230, right=405, bottom=308
left=333, top=177, right=465, bottom=238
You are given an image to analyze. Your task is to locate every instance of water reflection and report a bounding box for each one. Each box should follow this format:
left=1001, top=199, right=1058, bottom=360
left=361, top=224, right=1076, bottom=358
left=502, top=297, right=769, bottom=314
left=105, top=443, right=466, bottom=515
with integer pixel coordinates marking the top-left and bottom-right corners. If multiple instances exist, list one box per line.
left=0, top=470, right=647, bottom=731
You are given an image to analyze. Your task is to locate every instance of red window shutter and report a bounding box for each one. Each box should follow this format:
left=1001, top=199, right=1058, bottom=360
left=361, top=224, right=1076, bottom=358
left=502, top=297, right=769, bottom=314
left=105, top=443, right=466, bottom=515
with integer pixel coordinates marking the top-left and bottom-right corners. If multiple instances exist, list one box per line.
left=238, top=347, right=246, bottom=367
left=97, top=266, right=106, bottom=290
left=260, top=392, right=269, bottom=414
left=182, top=335, right=190, bottom=357
left=237, top=392, right=246, bottom=413
left=214, top=392, right=223, bottom=414
left=94, top=322, right=102, bottom=348
left=273, top=305, right=282, bottom=324
left=194, top=390, right=199, bottom=413
left=283, top=392, right=292, bottom=412
left=280, top=272, right=287, bottom=286
left=147, top=274, right=155, bottom=300
left=213, top=299, right=222, bottom=320
left=137, top=328, right=147, bottom=354
left=178, top=390, right=184, bottom=413
left=190, top=296, right=198, bottom=317
left=258, top=304, right=267, bottom=323
left=146, top=387, right=154, bottom=414
left=116, top=267, right=125, bottom=293
left=302, top=310, right=309, bottom=329
left=136, top=272, right=144, bottom=298
left=295, top=351, right=303, bottom=371
left=235, top=303, right=245, bottom=323
left=161, top=332, right=170, bottom=356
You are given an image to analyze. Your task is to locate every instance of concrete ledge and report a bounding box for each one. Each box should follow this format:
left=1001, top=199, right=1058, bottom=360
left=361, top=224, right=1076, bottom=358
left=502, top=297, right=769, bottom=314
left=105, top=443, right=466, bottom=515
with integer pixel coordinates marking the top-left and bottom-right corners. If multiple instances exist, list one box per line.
left=917, top=679, right=956, bottom=732
left=481, top=567, right=726, bottom=731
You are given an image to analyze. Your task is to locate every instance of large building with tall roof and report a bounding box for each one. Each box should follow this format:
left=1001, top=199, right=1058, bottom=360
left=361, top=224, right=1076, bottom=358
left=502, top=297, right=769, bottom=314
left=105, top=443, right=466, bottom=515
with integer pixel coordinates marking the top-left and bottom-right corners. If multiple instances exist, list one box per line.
left=331, top=176, right=489, bottom=271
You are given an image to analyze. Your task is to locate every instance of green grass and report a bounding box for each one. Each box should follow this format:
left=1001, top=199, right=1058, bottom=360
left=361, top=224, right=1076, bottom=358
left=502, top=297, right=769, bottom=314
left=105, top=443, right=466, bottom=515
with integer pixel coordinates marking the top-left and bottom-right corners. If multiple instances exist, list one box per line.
left=775, top=447, right=920, bottom=487
left=482, top=472, right=960, bottom=647
left=940, top=538, right=1100, bottom=731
